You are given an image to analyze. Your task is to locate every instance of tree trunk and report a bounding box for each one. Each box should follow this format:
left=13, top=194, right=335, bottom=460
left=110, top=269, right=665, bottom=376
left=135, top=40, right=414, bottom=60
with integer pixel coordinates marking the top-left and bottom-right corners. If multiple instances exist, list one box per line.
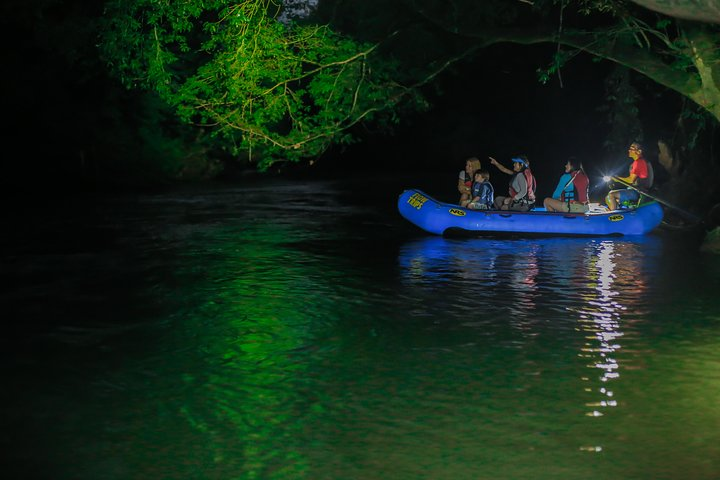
left=630, top=0, right=720, bottom=24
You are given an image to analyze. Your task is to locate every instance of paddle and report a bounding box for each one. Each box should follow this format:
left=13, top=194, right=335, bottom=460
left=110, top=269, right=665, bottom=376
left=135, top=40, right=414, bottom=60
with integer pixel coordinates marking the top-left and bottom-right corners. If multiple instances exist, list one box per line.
left=603, top=176, right=703, bottom=223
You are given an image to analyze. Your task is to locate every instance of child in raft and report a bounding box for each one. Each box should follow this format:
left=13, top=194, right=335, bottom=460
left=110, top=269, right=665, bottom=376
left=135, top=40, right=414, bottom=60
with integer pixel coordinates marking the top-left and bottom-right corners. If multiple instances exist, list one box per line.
left=463, top=170, right=494, bottom=210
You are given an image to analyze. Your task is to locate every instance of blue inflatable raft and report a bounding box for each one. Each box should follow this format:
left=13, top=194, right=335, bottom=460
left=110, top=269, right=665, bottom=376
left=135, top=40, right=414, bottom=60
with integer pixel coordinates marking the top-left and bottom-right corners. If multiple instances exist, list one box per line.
left=398, top=189, right=664, bottom=236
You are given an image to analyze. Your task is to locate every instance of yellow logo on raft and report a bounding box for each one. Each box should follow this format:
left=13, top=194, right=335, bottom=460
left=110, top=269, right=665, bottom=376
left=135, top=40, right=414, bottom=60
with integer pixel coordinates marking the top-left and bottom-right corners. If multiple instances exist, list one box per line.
left=449, top=208, right=466, bottom=217
left=609, top=214, right=624, bottom=222
left=407, top=193, right=428, bottom=210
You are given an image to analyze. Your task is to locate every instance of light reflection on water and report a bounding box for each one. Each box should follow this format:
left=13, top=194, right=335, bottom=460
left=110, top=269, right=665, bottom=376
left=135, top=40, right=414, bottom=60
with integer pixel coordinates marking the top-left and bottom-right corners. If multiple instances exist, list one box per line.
left=3, top=182, right=720, bottom=480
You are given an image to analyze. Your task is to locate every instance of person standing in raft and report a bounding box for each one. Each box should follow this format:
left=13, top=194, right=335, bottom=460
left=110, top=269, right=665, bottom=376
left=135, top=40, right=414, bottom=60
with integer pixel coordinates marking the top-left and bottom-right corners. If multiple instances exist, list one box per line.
left=606, top=142, right=652, bottom=211
left=543, top=157, right=590, bottom=212
left=458, top=157, right=482, bottom=205
left=489, top=156, right=537, bottom=211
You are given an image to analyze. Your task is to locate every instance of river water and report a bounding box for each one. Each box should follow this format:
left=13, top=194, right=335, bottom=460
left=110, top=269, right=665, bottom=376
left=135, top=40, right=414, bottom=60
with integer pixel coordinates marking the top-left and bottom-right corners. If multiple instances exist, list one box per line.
left=3, top=176, right=720, bottom=480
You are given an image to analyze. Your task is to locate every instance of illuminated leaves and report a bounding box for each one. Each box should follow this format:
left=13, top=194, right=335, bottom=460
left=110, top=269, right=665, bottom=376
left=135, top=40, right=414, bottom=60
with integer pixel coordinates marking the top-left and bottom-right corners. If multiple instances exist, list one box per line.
left=98, top=0, right=720, bottom=171
left=100, top=0, right=406, bottom=168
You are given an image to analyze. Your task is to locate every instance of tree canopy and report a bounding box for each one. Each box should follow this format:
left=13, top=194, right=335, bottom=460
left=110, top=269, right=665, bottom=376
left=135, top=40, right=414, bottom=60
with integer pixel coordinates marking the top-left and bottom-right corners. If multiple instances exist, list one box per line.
left=100, top=0, right=427, bottom=170
left=98, top=0, right=720, bottom=170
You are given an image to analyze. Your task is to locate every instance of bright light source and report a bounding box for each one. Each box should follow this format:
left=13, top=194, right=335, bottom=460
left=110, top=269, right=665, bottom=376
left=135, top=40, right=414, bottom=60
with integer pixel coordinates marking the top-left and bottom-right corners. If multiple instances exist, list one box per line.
left=602, top=176, right=611, bottom=182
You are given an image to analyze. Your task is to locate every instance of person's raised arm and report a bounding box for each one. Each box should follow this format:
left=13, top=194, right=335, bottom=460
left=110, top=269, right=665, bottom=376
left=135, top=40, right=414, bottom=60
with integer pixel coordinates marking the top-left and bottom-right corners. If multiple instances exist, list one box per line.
left=489, top=156, right=513, bottom=175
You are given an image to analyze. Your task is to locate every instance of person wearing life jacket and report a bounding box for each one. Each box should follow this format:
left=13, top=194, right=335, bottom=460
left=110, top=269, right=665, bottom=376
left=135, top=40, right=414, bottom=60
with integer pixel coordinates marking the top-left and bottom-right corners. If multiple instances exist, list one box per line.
left=543, top=157, right=590, bottom=213
left=606, top=142, right=652, bottom=211
left=458, top=157, right=482, bottom=205
left=466, top=169, right=494, bottom=210
left=490, top=156, right=536, bottom=211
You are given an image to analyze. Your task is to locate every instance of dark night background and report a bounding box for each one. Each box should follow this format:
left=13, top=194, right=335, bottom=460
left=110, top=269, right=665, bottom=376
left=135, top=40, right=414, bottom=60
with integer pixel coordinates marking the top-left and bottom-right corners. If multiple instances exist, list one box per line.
left=0, top=0, right=705, bottom=208
left=3, top=4, right=720, bottom=477
left=303, top=42, right=680, bottom=205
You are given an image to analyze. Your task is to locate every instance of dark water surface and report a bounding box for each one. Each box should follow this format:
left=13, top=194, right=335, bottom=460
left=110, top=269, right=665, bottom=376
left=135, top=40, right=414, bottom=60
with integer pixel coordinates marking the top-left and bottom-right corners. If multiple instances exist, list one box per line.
left=3, top=177, right=720, bottom=480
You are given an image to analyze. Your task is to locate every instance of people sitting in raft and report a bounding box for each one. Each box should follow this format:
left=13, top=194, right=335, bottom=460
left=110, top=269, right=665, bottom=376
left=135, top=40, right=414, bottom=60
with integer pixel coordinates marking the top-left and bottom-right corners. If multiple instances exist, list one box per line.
left=463, top=169, right=494, bottom=210
left=458, top=157, right=482, bottom=205
left=606, top=142, right=653, bottom=211
left=543, top=157, right=590, bottom=213
left=489, top=156, right=537, bottom=211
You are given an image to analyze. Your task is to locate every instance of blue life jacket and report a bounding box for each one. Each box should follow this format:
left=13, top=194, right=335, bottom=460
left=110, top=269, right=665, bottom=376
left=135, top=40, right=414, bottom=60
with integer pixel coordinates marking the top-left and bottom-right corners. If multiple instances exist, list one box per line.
left=472, top=181, right=494, bottom=208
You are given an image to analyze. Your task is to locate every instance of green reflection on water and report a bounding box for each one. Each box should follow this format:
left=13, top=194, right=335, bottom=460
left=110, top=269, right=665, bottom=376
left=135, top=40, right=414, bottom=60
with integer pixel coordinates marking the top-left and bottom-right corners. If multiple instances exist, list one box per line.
left=26, top=221, right=720, bottom=480
left=167, top=223, right=341, bottom=479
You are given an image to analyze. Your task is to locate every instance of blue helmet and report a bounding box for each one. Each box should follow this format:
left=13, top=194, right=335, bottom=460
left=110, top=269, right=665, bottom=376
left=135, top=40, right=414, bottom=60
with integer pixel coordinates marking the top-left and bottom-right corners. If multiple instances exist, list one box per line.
left=512, top=157, right=528, bottom=167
